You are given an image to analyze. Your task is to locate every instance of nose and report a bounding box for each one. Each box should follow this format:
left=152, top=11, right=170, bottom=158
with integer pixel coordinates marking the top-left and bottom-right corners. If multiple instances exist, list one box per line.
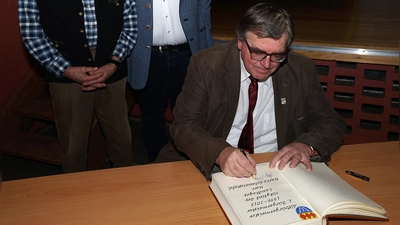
left=259, top=55, right=272, bottom=68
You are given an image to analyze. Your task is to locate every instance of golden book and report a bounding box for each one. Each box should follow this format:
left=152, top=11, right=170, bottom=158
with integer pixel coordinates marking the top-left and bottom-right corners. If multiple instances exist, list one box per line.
left=210, top=162, right=387, bottom=225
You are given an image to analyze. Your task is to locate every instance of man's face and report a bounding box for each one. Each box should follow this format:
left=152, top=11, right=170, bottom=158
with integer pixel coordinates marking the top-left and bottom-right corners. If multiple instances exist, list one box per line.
left=237, top=32, right=288, bottom=82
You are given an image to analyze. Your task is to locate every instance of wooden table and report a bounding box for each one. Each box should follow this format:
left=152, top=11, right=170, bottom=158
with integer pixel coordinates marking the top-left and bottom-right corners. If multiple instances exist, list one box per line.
left=2, top=141, right=399, bottom=225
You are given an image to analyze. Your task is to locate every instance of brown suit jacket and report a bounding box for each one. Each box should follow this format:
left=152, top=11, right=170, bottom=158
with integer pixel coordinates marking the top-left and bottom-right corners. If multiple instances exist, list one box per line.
left=170, top=39, right=346, bottom=180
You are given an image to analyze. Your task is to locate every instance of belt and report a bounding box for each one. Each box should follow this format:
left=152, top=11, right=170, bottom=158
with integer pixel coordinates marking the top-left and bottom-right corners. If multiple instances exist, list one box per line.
left=152, top=43, right=190, bottom=53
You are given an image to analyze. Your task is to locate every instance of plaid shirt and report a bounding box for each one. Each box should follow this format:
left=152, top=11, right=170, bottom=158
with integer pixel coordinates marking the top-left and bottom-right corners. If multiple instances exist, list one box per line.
left=18, top=0, right=137, bottom=78
left=82, top=0, right=98, bottom=47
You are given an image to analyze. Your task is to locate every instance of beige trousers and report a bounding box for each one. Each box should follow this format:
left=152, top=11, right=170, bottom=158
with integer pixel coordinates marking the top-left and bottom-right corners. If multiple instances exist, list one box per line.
left=49, top=78, right=133, bottom=172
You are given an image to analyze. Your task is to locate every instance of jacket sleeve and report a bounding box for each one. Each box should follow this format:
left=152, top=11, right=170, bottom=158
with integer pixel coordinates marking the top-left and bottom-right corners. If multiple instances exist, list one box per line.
left=290, top=58, right=346, bottom=161
left=170, top=53, right=232, bottom=180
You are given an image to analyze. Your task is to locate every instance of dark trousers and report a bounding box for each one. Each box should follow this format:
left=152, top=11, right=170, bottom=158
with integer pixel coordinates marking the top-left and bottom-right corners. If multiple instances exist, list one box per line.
left=138, top=47, right=191, bottom=162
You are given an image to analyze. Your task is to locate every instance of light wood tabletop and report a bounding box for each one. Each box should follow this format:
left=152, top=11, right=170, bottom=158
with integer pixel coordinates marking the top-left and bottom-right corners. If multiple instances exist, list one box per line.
left=2, top=141, right=399, bottom=225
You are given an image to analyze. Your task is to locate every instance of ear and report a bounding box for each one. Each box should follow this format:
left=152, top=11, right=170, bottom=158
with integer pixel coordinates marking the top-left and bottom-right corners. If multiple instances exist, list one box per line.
left=237, top=40, right=243, bottom=51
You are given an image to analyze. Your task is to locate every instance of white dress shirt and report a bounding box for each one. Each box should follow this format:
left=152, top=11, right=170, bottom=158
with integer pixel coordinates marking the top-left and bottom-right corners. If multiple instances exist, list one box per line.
left=152, top=0, right=187, bottom=46
left=226, top=54, right=278, bottom=153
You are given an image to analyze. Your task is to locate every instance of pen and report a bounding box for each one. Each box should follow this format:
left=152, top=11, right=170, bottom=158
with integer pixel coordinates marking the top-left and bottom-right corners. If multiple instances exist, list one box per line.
left=345, top=170, right=370, bottom=182
left=239, top=148, right=256, bottom=179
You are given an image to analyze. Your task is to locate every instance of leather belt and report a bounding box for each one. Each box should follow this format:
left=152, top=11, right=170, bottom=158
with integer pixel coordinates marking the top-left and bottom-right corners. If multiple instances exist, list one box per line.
left=152, top=43, right=189, bottom=53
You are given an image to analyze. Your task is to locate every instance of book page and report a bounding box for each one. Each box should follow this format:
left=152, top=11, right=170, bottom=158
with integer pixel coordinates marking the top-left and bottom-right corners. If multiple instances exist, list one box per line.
left=210, top=163, right=321, bottom=225
left=276, top=162, right=386, bottom=217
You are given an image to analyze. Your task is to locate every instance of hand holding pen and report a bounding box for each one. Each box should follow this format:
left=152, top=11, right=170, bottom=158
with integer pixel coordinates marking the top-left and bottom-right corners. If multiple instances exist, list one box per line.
left=240, top=148, right=257, bottom=179
left=215, top=146, right=257, bottom=178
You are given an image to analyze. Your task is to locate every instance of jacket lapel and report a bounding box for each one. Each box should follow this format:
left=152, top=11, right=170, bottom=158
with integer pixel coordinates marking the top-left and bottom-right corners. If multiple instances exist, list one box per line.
left=221, top=40, right=241, bottom=139
left=272, top=63, right=291, bottom=149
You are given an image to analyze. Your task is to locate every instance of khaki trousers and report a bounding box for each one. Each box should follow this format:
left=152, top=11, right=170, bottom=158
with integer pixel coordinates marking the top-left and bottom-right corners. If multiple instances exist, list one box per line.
left=49, top=78, right=133, bottom=172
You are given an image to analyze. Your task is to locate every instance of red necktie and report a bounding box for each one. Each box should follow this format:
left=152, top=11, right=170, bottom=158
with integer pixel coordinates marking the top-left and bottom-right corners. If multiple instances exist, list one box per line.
left=238, top=76, right=258, bottom=154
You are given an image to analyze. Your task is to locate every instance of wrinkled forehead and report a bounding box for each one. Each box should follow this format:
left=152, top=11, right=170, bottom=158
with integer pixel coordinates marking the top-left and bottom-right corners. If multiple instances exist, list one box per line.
left=247, top=32, right=289, bottom=53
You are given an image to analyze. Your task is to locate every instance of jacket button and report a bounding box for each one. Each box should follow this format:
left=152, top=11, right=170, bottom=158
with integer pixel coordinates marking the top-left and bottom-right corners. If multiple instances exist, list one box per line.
left=146, top=25, right=151, bottom=30
left=84, top=44, right=88, bottom=48
left=146, top=4, right=151, bottom=8
left=146, top=46, right=150, bottom=50
left=78, top=12, right=83, bottom=16
left=88, top=58, right=92, bottom=62
left=80, top=29, right=84, bottom=33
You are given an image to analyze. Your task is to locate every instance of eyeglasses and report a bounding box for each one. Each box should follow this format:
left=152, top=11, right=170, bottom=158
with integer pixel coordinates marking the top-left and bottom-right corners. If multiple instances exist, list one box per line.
left=244, top=40, right=287, bottom=63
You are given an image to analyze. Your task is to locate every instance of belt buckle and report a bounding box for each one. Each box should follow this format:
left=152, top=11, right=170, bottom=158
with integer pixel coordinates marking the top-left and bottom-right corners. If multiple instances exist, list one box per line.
left=158, top=46, right=163, bottom=53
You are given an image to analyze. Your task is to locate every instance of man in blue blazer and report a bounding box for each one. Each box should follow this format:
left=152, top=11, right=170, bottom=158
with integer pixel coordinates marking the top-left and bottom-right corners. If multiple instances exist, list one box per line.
left=127, top=0, right=214, bottom=162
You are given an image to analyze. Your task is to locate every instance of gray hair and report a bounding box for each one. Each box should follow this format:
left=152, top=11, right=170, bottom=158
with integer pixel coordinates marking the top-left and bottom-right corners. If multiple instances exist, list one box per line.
left=236, top=3, right=294, bottom=48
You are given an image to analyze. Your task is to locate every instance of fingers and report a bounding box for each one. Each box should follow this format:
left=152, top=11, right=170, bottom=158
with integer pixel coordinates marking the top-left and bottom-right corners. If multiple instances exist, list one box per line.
left=234, top=150, right=256, bottom=177
left=287, top=155, right=302, bottom=169
left=302, top=159, right=313, bottom=172
left=80, top=83, right=107, bottom=91
left=82, top=70, right=103, bottom=84
left=80, top=67, right=106, bottom=91
left=245, top=154, right=257, bottom=174
left=269, top=149, right=287, bottom=169
left=81, top=86, right=97, bottom=91
left=64, top=66, right=100, bottom=84
left=82, top=71, right=106, bottom=87
left=224, top=163, right=254, bottom=178
left=220, top=149, right=256, bottom=178
left=269, top=142, right=313, bottom=172
left=83, top=64, right=115, bottom=86
left=287, top=155, right=313, bottom=171
left=82, top=76, right=106, bottom=87
left=84, top=67, right=98, bottom=75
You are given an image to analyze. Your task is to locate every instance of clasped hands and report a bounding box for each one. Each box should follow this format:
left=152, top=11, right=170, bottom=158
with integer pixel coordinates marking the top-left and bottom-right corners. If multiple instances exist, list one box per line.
left=216, top=142, right=314, bottom=178
left=63, top=62, right=118, bottom=91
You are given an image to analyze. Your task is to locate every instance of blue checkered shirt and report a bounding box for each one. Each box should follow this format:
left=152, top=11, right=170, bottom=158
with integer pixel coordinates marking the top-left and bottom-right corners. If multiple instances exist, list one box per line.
left=18, top=0, right=137, bottom=78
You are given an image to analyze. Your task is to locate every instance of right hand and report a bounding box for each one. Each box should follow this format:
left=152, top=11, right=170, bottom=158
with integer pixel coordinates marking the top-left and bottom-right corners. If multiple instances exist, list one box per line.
left=63, top=66, right=106, bottom=91
left=216, top=146, right=257, bottom=178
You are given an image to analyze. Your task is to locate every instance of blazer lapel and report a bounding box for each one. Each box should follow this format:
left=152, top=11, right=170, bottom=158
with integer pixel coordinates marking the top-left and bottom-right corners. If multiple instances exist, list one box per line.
left=221, top=40, right=241, bottom=139
left=272, top=64, right=291, bottom=149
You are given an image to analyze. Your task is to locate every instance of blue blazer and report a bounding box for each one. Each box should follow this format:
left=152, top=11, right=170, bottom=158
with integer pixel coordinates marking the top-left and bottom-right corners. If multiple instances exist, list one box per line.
left=126, top=0, right=214, bottom=90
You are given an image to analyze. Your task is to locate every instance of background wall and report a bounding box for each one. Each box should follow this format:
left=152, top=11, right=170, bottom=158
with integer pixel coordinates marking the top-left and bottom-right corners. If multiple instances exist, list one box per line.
left=0, top=1, right=35, bottom=111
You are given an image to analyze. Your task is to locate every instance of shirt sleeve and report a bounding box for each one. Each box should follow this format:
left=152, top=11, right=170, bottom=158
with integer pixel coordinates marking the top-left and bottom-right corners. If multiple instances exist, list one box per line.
left=18, top=0, right=70, bottom=78
left=110, top=0, right=138, bottom=61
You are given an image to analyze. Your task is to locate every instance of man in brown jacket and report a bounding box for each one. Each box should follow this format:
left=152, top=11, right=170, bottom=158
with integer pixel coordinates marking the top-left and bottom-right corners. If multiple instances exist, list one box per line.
left=170, top=3, right=346, bottom=180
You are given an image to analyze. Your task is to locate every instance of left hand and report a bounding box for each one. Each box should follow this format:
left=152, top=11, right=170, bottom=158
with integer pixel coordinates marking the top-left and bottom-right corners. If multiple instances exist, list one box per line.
left=81, top=61, right=118, bottom=91
left=269, top=142, right=313, bottom=172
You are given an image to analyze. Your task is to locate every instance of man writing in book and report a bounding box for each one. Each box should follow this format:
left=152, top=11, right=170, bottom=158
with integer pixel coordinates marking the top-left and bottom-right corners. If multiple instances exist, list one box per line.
left=169, top=2, right=346, bottom=180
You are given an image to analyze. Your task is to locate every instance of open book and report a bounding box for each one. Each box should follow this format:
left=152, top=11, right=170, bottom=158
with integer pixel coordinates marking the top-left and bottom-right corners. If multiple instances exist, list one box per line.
left=210, top=162, right=387, bottom=225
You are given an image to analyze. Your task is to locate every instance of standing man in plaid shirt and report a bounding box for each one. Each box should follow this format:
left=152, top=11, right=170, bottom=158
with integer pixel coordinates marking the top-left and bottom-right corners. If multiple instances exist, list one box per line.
left=18, top=0, right=138, bottom=172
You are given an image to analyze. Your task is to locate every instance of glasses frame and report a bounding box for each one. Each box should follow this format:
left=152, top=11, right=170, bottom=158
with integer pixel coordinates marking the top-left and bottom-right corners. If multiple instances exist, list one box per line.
left=244, top=40, right=287, bottom=63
